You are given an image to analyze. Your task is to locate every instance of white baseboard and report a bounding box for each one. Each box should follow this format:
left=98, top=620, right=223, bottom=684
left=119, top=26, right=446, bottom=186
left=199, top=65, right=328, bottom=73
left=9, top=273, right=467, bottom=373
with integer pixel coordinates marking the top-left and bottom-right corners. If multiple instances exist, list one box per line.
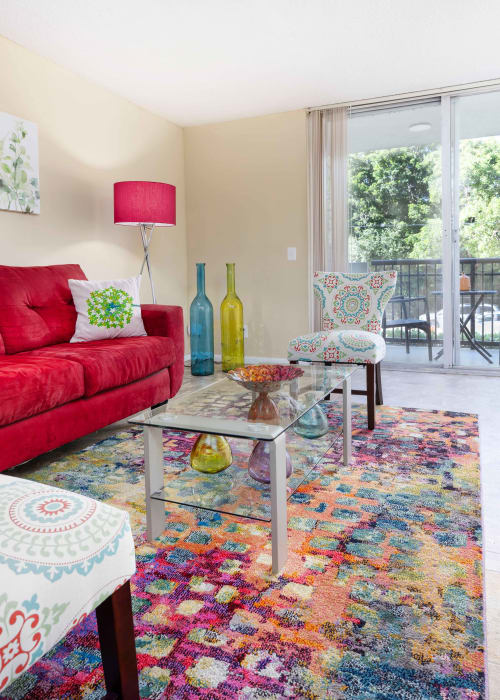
left=184, top=353, right=288, bottom=365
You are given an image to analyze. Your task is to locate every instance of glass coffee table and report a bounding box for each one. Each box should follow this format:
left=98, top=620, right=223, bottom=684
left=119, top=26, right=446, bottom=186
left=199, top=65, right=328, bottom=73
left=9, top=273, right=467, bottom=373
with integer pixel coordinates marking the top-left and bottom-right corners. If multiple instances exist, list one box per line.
left=130, top=364, right=357, bottom=573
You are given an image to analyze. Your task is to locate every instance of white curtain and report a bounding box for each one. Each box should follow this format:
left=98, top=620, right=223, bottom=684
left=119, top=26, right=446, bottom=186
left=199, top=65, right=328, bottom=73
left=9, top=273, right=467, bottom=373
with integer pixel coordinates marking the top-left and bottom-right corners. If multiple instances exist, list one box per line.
left=307, top=106, right=348, bottom=331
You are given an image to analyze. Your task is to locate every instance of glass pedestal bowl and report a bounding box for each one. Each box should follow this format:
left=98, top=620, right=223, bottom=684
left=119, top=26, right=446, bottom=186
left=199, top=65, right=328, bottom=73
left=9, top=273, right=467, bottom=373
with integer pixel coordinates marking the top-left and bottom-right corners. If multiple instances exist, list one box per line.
left=226, top=364, right=304, bottom=424
left=226, top=365, right=303, bottom=483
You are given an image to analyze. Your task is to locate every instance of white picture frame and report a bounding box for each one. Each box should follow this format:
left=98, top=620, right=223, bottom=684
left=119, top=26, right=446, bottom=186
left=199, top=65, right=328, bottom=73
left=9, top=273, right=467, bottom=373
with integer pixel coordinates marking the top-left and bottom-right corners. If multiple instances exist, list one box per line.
left=0, top=111, right=40, bottom=214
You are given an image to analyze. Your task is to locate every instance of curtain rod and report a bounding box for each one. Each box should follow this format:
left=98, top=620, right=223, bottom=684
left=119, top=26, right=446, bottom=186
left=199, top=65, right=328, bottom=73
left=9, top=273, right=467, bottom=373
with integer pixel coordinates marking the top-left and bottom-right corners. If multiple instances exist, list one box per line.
left=306, top=78, right=500, bottom=112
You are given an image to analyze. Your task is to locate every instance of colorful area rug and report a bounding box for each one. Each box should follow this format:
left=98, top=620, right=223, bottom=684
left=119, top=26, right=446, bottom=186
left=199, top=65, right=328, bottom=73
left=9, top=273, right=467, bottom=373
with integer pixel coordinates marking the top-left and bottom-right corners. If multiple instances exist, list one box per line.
left=2, top=403, right=484, bottom=699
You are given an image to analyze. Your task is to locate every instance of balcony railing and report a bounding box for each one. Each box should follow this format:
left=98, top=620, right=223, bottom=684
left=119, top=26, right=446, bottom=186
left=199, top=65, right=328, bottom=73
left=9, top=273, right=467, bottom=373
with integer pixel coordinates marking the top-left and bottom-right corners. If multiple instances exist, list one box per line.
left=368, top=257, right=500, bottom=347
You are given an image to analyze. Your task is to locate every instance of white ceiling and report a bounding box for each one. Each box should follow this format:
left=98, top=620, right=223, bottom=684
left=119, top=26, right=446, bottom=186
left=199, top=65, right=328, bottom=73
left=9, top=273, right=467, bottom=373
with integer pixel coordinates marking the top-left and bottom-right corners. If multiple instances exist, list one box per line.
left=1, top=0, right=500, bottom=127
left=349, top=92, right=500, bottom=152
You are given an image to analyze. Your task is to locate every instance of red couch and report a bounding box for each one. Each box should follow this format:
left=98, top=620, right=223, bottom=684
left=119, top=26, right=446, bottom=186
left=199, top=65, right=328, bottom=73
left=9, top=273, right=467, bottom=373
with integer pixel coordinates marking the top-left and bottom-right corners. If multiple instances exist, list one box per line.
left=0, top=264, right=184, bottom=472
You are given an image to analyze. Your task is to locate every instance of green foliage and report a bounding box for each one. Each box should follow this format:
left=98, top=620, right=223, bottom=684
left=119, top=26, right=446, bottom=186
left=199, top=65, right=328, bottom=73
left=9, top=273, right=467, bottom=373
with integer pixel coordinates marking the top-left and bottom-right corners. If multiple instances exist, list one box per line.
left=349, top=137, right=500, bottom=261
left=459, top=139, right=500, bottom=258
left=349, top=146, right=439, bottom=261
left=0, top=120, right=40, bottom=213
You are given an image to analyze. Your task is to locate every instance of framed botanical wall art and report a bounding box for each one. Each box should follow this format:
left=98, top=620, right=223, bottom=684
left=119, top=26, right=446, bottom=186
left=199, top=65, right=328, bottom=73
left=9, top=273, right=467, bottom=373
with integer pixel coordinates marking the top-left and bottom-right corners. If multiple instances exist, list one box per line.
left=0, top=112, right=40, bottom=214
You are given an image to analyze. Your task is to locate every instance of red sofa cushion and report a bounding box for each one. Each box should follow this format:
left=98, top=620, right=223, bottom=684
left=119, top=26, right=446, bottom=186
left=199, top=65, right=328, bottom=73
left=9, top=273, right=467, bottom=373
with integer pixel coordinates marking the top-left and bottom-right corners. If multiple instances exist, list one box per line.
left=25, top=336, right=176, bottom=397
left=0, top=264, right=87, bottom=354
left=0, top=356, right=84, bottom=426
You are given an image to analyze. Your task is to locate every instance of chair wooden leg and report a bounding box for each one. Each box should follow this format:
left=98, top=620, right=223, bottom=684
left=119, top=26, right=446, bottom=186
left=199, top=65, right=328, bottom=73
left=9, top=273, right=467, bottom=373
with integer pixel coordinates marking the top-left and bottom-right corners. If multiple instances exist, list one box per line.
left=366, top=364, right=375, bottom=430
left=375, top=362, right=383, bottom=405
left=96, top=580, right=139, bottom=700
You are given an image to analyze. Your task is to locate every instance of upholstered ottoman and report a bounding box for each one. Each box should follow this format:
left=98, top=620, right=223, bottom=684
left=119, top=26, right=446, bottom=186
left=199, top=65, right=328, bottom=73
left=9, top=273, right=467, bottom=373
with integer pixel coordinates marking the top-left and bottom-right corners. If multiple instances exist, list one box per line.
left=0, top=474, right=139, bottom=698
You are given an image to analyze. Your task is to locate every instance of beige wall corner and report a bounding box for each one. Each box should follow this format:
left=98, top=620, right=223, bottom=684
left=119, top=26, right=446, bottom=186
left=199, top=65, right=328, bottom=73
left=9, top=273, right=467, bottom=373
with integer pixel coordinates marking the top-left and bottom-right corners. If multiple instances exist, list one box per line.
left=0, top=35, right=187, bottom=320
left=185, top=109, right=308, bottom=360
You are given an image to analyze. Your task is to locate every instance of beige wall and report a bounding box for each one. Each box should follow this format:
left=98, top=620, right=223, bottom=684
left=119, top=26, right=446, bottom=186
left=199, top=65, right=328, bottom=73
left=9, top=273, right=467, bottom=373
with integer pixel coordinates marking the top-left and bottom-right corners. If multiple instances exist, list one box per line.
left=0, top=34, right=309, bottom=360
left=0, top=35, right=187, bottom=313
left=185, top=110, right=308, bottom=359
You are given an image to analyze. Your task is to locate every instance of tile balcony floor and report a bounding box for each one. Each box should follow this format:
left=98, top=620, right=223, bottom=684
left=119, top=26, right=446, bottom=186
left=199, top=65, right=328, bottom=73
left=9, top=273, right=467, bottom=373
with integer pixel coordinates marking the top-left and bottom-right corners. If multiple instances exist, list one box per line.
left=12, top=363, right=500, bottom=698
left=385, top=341, right=500, bottom=368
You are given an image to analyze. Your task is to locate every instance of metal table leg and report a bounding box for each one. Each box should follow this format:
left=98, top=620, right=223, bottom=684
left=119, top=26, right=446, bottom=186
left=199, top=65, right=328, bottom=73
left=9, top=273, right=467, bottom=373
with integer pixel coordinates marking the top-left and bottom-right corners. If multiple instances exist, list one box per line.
left=270, top=432, right=288, bottom=574
left=343, top=375, right=352, bottom=466
left=144, top=426, right=165, bottom=540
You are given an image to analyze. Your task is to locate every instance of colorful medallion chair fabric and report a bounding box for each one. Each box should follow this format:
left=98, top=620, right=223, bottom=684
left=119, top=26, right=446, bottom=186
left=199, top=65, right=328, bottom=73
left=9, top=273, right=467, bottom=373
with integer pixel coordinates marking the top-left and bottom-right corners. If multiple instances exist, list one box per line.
left=0, top=474, right=136, bottom=693
left=288, top=329, right=386, bottom=364
left=287, top=271, right=397, bottom=365
left=287, top=271, right=398, bottom=429
left=313, top=270, right=398, bottom=333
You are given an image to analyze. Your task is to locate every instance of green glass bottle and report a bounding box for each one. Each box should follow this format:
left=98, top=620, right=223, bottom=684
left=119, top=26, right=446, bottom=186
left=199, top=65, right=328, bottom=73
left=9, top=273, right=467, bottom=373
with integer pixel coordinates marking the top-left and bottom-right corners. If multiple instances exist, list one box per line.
left=220, top=263, right=244, bottom=372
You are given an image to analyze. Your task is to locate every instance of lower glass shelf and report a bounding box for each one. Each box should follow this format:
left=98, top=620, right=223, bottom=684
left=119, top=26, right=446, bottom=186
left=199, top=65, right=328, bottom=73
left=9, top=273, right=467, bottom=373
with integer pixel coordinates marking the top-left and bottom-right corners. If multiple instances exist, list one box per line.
left=150, top=419, right=342, bottom=522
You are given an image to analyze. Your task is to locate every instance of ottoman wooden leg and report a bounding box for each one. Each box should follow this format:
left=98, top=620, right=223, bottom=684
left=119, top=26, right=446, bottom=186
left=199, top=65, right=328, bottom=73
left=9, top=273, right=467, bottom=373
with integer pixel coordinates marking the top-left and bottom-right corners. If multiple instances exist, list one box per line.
left=96, top=580, right=139, bottom=700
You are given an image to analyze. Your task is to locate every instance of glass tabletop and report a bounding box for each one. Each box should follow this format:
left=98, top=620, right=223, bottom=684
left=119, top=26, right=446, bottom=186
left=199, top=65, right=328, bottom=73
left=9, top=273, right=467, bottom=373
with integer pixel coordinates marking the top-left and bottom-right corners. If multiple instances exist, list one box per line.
left=130, top=364, right=357, bottom=441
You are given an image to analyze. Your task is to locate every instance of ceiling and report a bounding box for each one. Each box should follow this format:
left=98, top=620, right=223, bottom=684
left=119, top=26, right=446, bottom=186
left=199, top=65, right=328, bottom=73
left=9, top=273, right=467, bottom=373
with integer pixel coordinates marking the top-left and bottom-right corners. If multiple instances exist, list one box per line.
left=1, top=0, right=500, bottom=127
left=349, top=92, right=500, bottom=153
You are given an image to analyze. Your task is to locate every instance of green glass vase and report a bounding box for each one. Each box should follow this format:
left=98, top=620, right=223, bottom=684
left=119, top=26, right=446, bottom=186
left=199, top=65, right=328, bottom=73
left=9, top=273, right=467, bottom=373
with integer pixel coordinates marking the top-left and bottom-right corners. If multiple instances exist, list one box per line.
left=220, top=263, right=244, bottom=372
left=190, top=433, right=232, bottom=473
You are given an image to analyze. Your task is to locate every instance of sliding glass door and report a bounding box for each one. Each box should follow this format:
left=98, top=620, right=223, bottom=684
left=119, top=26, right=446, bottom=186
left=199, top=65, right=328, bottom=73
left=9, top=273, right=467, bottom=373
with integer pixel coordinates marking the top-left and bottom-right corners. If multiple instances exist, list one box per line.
left=347, top=89, right=500, bottom=370
left=348, top=101, right=444, bottom=366
left=453, top=91, right=500, bottom=368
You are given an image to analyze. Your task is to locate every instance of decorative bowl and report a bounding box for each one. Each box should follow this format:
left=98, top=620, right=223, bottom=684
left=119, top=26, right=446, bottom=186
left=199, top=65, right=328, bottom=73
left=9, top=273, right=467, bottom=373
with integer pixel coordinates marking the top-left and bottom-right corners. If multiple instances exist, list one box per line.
left=227, top=364, right=304, bottom=394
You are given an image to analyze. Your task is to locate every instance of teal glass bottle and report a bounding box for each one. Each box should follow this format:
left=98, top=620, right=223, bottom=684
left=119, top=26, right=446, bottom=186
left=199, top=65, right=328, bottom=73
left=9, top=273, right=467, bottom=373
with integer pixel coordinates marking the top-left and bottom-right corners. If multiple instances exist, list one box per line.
left=190, top=263, right=214, bottom=376
left=294, top=393, right=329, bottom=439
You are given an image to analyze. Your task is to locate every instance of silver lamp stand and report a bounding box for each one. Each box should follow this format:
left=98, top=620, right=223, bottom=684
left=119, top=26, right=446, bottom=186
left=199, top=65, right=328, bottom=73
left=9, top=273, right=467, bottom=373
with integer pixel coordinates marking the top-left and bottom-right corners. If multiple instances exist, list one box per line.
left=139, top=223, right=157, bottom=304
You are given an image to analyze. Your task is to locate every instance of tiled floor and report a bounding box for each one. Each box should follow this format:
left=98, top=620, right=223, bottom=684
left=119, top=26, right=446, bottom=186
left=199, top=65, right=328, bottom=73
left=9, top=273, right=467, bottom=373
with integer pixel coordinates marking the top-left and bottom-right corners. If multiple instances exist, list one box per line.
left=17, top=364, right=500, bottom=698
left=385, top=341, right=500, bottom=368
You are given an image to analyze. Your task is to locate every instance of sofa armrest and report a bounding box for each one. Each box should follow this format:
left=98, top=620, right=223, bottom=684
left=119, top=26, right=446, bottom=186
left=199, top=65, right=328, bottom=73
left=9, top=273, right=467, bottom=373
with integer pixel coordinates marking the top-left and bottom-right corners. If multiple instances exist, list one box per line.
left=141, top=304, right=184, bottom=397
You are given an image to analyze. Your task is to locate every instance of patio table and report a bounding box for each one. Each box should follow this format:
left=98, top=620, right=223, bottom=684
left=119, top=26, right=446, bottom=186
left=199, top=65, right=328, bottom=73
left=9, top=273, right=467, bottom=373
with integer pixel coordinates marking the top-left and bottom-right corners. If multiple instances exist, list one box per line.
left=432, top=289, right=497, bottom=363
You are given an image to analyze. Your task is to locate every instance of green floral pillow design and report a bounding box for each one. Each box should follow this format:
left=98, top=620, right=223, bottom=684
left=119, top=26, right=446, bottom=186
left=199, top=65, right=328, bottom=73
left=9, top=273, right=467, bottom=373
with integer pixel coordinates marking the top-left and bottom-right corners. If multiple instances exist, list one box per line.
left=87, top=287, right=134, bottom=329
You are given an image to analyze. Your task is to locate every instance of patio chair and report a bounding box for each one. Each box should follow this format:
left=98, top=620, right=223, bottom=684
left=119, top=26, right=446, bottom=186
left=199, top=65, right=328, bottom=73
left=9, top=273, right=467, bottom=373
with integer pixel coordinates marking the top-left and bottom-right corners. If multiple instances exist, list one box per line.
left=382, top=295, right=433, bottom=361
left=288, top=270, right=397, bottom=429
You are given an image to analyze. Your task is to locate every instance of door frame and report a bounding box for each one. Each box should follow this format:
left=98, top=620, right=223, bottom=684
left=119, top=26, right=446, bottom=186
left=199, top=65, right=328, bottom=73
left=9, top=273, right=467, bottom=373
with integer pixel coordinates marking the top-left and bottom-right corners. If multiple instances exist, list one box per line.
left=440, top=95, right=462, bottom=368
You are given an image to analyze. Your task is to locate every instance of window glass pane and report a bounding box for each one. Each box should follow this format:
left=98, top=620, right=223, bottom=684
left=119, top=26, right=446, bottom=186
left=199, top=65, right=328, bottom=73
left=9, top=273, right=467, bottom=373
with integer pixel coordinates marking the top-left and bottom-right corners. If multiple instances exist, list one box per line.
left=454, top=90, right=500, bottom=368
left=348, top=102, right=443, bottom=366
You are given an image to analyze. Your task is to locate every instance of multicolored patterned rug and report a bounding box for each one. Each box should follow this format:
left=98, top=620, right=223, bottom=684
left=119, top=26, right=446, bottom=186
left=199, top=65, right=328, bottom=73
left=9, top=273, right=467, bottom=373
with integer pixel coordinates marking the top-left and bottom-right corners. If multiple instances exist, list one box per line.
left=2, top=403, right=485, bottom=699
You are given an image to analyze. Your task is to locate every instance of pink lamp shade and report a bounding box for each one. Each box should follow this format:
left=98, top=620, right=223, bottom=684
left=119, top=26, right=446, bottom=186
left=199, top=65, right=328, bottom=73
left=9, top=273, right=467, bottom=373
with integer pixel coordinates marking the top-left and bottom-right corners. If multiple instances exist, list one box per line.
left=114, top=181, right=176, bottom=226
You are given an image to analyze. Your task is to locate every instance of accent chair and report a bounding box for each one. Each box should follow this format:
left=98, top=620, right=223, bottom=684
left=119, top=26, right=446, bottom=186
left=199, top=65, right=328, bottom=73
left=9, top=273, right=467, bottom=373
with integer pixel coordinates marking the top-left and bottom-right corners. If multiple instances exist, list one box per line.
left=288, top=270, right=397, bottom=429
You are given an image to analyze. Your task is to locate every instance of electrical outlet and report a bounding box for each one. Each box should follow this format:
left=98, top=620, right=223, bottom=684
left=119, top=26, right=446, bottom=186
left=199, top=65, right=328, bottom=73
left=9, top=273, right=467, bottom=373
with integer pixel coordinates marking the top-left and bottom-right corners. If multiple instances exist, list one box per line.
left=243, top=324, right=248, bottom=338
left=287, top=247, right=297, bottom=261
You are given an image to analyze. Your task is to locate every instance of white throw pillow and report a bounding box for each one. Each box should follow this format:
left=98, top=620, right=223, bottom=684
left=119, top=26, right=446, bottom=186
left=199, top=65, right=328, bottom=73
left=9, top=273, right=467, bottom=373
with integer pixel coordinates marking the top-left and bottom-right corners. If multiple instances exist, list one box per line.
left=68, top=276, right=147, bottom=342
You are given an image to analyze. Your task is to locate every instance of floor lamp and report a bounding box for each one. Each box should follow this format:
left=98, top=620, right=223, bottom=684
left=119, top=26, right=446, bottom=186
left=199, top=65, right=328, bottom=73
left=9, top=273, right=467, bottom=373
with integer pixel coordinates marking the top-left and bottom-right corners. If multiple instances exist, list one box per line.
left=114, top=181, right=176, bottom=304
